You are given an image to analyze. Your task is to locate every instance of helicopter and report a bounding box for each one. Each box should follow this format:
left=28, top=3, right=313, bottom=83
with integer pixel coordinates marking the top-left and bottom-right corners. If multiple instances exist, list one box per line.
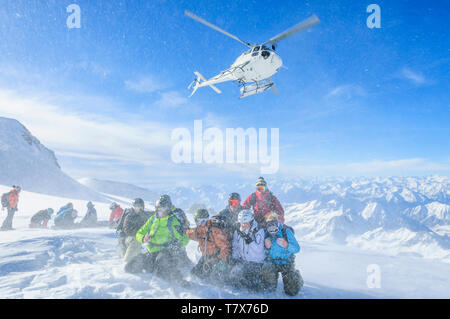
left=185, top=10, right=320, bottom=98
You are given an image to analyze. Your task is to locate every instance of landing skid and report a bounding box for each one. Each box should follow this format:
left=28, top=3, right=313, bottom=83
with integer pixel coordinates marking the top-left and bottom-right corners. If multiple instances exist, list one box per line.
left=239, top=78, right=275, bottom=98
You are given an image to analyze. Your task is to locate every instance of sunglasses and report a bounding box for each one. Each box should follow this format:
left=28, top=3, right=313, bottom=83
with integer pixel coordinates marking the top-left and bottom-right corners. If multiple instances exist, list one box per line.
left=229, top=200, right=240, bottom=206
left=256, top=186, right=265, bottom=191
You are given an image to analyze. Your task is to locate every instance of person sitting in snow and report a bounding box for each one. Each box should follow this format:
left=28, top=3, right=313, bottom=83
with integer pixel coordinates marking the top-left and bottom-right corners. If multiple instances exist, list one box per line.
left=261, top=213, right=303, bottom=296
left=186, top=208, right=230, bottom=285
left=133, top=195, right=190, bottom=288
left=78, top=201, right=98, bottom=227
left=108, top=202, right=124, bottom=228
left=29, top=208, right=54, bottom=228
left=53, top=204, right=78, bottom=229
left=228, top=209, right=273, bottom=292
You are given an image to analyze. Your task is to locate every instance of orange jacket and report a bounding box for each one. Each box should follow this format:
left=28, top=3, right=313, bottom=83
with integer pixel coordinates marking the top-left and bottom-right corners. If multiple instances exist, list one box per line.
left=8, top=190, right=19, bottom=209
left=186, top=220, right=230, bottom=261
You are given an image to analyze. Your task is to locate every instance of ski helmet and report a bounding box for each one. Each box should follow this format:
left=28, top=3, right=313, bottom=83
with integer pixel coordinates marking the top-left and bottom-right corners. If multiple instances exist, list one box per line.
left=156, top=195, right=172, bottom=210
left=12, top=185, right=21, bottom=192
left=132, top=198, right=145, bottom=210
left=109, top=202, right=117, bottom=210
left=228, top=193, right=241, bottom=201
left=237, top=210, right=254, bottom=223
left=67, top=202, right=73, bottom=209
left=87, top=201, right=94, bottom=208
left=194, top=208, right=209, bottom=224
left=47, top=208, right=54, bottom=215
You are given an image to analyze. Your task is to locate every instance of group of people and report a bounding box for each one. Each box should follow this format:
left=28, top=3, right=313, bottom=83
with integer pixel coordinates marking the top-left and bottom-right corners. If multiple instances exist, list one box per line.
left=1, top=177, right=303, bottom=295
left=115, top=177, right=303, bottom=296
left=0, top=186, right=99, bottom=230
left=31, top=201, right=99, bottom=229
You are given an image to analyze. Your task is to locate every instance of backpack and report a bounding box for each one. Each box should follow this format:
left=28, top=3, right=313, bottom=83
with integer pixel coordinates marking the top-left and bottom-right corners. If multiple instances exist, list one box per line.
left=250, top=191, right=274, bottom=211
left=1, top=192, right=10, bottom=208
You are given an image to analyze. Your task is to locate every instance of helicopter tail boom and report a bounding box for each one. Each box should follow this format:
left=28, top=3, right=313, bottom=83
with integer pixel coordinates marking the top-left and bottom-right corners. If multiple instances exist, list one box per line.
left=188, top=71, right=222, bottom=97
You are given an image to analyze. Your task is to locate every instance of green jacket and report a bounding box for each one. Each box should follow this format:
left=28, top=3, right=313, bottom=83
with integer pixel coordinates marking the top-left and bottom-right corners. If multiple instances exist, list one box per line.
left=136, top=213, right=189, bottom=253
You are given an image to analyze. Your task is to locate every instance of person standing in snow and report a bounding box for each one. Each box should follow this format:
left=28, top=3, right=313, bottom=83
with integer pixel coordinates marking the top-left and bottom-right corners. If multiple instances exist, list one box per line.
left=78, top=201, right=98, bottom=227
left=228, top=209, right=272, bottom=291
left=242, top=177, right=285, bottom=227
left=1, top=185, right=21, bottom=231
left=108, top=202, right=124, bottom=228
left=261, top=213, right=303, bottom=296
left=29, top=208, right=54, bottom=228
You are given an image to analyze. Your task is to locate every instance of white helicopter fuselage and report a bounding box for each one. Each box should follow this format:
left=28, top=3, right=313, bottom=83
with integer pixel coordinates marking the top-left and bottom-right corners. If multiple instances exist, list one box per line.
left=198, top=46, right=283, bottom=87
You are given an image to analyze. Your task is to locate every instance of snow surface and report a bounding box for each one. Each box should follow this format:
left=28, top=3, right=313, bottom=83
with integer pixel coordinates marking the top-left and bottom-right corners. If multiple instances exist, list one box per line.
left=0, top=185, right=449, bottom=299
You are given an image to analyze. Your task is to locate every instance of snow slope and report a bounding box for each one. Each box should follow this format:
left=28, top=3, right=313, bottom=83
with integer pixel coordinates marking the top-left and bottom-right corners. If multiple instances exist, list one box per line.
left=1, top=185, right=449, bottom=299
left=0, top=117, right=106, bottom=201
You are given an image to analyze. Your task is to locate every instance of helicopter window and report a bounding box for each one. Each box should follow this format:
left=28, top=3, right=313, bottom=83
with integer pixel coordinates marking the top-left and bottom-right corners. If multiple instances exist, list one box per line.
left=252, top=52, right=259, bottom=56
left=253, top=46, right=260, bottom=52
left=261, top=51, right=270, bottom=59
left=262, top=45, right=271, bottom=51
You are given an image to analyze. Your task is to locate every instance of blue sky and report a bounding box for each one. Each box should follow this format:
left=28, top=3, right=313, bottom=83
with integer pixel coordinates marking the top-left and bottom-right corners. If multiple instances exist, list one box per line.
left=0, top=0, right=449, bottom=188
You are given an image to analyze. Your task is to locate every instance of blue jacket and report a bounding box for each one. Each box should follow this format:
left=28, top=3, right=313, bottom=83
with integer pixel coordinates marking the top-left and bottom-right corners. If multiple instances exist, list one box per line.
left=265, top=223, right=300, bottom=265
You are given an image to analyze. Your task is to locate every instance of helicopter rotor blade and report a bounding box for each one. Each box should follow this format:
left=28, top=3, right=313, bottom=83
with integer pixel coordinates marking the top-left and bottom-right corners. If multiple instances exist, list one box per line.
left=185, top=10, right=252, bottom=48
left=262, top=15, right=320, bottom=46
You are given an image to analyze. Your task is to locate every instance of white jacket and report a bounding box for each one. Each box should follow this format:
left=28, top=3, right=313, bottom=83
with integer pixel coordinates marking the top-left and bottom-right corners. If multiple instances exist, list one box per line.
left=232, top=221, right=265, bottom=263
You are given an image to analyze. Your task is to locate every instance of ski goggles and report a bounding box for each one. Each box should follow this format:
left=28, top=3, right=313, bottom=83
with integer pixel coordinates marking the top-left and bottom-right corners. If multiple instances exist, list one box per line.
left=266, top=223, right=278, bottom=235
left=195, top=218, right=209, bottom=225
left=256, top=185, right=266, bottom=191
left=228, top=200, right=240, bottom=207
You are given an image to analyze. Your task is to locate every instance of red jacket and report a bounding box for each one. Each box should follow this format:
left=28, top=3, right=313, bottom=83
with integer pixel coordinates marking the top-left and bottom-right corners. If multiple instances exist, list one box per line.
left=8, top=190, right=19, bottom=210
left=242, top=190, right=284, bottom=224
left=109, top=206, right=124, bottom=224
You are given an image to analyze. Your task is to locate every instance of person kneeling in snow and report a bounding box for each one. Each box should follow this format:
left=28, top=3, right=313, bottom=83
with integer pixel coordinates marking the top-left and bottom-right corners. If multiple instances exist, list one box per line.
left=186, top=208, right=230, bottom=285
left=133, top=196, right=190, bottom=288
left=228, top=209, right=273, bottom=292
left=53, top=204, right=78, bottom=229
left=261, top=214, right=304, bottom=296
left=117, top=198, right=153, bottom=267
left=29, top=208, right=54, bottom=228
left=108, top=202, right=123, bottom=228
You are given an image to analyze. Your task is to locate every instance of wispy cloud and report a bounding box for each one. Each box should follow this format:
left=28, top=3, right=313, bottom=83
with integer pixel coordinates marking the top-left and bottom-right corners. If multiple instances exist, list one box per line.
left=155, top=90, right=188, bottom=108
left=325, top=84, right=366, bottom=100
left=125, top=75, right=170, bottom=93
left=0, top=88, right=173, bottom=167
left=400, top=67, right=426, bottom=85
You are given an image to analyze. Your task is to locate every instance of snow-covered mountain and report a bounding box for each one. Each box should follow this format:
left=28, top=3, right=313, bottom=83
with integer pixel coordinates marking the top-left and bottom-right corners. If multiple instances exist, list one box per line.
left=0, top=117, right=105, bottom=201
left=156, top=177, right=450, bottom=262
left=78, top=178, right=159, bottom=203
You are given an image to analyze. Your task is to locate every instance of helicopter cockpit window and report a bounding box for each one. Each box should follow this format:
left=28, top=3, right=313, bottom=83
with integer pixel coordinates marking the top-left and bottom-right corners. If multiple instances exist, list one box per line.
left=252, top=52, right=259, bottom=56
left=253, top=46, right=260, bottom=52
left=262, top=45, right=272, bottom=51
left=261, top=50, right=270, bottom=59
